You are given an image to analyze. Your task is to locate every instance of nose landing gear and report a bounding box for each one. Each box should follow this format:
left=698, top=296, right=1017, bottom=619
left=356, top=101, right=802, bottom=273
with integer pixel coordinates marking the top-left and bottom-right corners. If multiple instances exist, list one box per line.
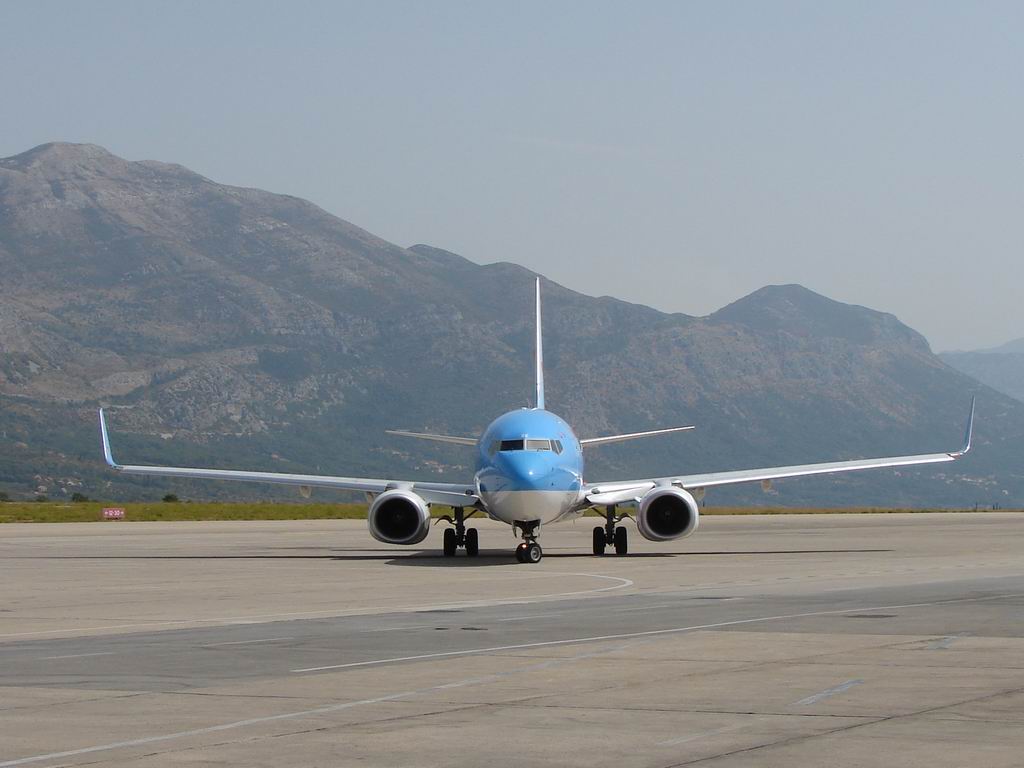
left=515, top=541, right=543, bottom=563
left=440, top=507, right=479, bottom=557
left=592, top=505, right=628, bottom=556
left=513, top=521, right=543, bottom=563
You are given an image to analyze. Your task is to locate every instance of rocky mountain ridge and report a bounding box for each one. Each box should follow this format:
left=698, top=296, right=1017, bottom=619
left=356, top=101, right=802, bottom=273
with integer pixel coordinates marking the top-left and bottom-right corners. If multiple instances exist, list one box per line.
left=941, top=342, right=1024, bottom=405
left=1, top=143, right=1018, bottom=506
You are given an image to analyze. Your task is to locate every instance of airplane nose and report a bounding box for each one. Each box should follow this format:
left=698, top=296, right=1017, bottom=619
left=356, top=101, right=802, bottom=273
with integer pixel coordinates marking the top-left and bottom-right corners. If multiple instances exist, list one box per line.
left=501, top=454, right=555, bottom=488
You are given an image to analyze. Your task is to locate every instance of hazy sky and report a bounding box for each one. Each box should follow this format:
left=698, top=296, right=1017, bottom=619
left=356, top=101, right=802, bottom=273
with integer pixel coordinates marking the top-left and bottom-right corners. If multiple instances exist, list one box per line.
left=2, top=1, right=1021, bottom=350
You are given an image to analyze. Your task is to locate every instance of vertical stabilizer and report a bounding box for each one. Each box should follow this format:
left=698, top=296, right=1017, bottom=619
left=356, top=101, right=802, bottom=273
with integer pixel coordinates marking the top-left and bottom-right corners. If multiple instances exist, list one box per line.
left=534, top=277, right=545, bottom=410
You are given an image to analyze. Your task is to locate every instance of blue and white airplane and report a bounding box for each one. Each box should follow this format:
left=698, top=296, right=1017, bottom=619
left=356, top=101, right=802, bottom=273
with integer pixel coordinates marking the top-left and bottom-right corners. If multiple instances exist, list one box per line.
left=99, top=279, right=975, bottom=563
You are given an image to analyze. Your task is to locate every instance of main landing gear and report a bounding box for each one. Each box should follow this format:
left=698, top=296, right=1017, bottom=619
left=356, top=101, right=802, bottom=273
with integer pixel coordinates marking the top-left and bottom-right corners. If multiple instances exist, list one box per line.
left=441, top=507, right=479, bottom=557
left=593, top=505, right=628, bottom=556
left=513, top=521, right=543, bottom=564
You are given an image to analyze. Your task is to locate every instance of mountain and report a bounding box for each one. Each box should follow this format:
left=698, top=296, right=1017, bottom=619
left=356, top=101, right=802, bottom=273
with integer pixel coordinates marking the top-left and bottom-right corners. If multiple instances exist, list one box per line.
left=941, top=341, right=1024, bottom=404
left=1, top=142, right=1019, bottom=506
left=987, top=338, right=1024, bottom=354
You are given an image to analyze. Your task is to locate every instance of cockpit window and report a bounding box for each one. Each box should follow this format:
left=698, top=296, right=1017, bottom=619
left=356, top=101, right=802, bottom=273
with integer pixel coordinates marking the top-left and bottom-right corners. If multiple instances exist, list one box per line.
left=497, top=439, right=556, bottom=452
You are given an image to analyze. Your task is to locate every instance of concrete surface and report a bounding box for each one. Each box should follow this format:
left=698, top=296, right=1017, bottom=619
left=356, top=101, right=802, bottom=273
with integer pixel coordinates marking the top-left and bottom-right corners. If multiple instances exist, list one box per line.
left=1, top=513, right=1023, bottom=766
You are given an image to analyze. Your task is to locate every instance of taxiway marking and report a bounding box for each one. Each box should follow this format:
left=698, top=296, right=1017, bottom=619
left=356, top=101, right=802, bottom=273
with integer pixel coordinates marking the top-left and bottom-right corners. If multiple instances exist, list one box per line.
left=365, top=625, right=433, bottom=633
left=659, top=723, right=748, bottom=746
left=615, top=603, right=684, bottom=612
left=794, top=679, right=863, bottom=706
left=203, top=637, right=294, bottom=647
left=36, top=651, right=114, bottom=661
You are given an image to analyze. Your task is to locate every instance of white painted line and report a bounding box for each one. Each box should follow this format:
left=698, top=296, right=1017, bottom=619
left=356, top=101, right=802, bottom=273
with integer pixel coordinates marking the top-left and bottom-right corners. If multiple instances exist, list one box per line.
left=203, top=637, right=293, bottom=647
left=0, top=691, right=412, bottom=767
left=692, top=597, right=742, bottom=601
left=794, top=679, right=863, bottom=706
left=0, top=572, right=633, bottom=640
left=496, top=613, right=562, bottom=622
left=35, top=651, right=114, bottom=661
left=365, top=626, right=433, bottom=633
left=291, top=591, right=1024, bottom=673
left=615, top=603, right=684, bottom=612
left=659, top=723, right=748, bottom=746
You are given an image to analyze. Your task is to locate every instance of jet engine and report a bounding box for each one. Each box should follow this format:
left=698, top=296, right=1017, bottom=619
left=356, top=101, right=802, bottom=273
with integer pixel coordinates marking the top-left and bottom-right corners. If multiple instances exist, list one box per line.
left=637, top=487, right=700, bottom=541
left=367, top=489, right=431, bottom=545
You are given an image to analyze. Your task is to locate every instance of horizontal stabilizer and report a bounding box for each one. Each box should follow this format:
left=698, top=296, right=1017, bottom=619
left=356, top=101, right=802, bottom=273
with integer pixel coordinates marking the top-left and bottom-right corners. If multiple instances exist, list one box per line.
left=580, top=425, right=695, bottom=447
left=385, top=430, right=477, bottom=446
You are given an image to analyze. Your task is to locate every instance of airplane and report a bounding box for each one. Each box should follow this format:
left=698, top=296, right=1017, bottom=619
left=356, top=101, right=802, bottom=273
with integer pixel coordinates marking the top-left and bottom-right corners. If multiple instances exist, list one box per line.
left=99, top=278, right=976, bottom=563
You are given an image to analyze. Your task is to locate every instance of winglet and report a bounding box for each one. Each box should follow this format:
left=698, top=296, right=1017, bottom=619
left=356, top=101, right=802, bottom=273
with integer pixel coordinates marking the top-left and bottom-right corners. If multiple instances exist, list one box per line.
left=534, top=277, right=545, bottom=410
left=98, top=408, right=119, bottom=468
left=952, top=396, right=976, bottom=457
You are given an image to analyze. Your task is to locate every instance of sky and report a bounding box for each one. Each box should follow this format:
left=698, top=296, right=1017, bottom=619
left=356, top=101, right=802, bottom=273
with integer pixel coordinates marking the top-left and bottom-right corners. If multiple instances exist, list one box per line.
left=1, top=0, right=1021, bottom=351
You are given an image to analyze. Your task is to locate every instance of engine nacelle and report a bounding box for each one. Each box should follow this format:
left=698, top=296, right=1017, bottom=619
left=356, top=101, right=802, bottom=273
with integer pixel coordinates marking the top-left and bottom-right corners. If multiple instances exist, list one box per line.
left=637, top=487, right=700, bottom=542
left=367, top=490, right=431, bottom=545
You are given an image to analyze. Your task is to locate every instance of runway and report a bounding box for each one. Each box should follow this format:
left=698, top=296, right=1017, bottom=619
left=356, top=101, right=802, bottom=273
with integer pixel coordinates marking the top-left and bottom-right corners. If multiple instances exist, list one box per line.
left=2, top=513, right=1023, bottom=766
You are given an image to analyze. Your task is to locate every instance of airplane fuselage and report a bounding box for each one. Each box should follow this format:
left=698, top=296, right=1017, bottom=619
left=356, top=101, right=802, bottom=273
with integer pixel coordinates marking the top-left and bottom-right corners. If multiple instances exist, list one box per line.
left=475, top=408, right=584, bottom=525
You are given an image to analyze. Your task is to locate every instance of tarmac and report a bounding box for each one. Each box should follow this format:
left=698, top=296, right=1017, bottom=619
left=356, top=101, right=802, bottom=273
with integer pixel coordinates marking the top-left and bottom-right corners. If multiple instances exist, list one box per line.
left=1, top=512, right=1023, bottom=767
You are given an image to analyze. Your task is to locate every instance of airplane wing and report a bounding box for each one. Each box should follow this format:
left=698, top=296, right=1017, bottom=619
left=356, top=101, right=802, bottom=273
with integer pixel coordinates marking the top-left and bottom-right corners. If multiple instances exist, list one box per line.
left=98, top=410, right=479, bottom=507
left=584, top=397, right=975, bottom=505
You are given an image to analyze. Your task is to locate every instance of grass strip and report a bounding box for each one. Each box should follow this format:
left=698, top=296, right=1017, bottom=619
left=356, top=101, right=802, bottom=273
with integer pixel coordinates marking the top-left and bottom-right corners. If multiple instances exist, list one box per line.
left=0, top=502, right=1015, bottom=524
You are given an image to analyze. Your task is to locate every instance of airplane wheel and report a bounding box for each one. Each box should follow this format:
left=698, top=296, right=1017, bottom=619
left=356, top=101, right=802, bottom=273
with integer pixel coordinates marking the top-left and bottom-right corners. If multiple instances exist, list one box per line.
left=515, top=543, right=528, bottom=563
left=614, top=526, right=628, bottom=556
left=592, top=526, right=606, bottom=556
left=465, top=528, right=479, bottom=557
left=524, top=542, right=543, bottom=564
left=443, top=527, right=457, bottom=557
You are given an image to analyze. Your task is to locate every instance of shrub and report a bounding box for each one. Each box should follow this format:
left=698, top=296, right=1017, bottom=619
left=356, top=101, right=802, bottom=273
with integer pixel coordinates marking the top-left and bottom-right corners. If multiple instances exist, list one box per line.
left=162, top=494, right=179, bottom=503
left=71, top=492, right=90, bottom=503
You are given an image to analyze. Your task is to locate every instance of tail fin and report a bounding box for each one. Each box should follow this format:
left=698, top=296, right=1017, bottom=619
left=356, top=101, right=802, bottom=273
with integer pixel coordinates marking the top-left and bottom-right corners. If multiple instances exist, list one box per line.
left=534, top=277, right=545, bottom=410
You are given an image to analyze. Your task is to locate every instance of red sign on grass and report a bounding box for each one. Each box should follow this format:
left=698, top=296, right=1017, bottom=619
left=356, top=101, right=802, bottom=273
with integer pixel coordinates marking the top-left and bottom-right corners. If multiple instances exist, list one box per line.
left=102, top=507, right=125, bottom=520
